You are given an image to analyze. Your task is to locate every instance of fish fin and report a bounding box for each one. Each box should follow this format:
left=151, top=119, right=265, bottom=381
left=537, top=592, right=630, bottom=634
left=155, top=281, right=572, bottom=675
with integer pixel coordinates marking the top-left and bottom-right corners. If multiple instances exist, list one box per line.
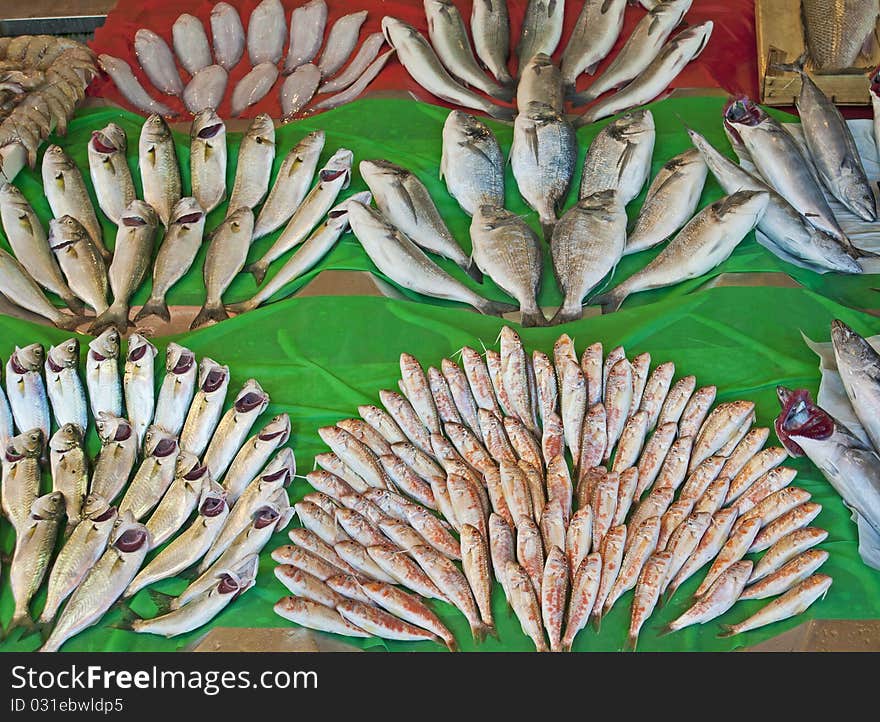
left=717, top=625, right=737, bottom=638
left=770, top=51, right=808, bottom=76
left=459, top=139, right=493, bottom=167
left=463, top=258, right=483, bottom=283
left=624, top=633, right=638, bottom=652
left=59, top=292, right=85, bottom=316
left=657, top=624, right=676, bottom=638
left=591, top=612, right=603, bottom=634
left=107, top=603, right=140, bottom=631
left=850, top=243, right=880, bottom=260
left=226, top=299, right=260, bottom=316
left=5, top=611, right=37, bottom=637
left=133, top=297, right=171, bottom=324
left=584, top=62, right=600, bottom=76
left=88, top=303, right=129, bottom=336
left=474, top=297, right=518, bottom=317
left=520, top=308, right=548, bottom=327
left=525, top=124, right=540, bottom=163
left=390, top=178, right=418, bottom=224
left=471, top=621, right=492, bottom=643
left=590, top=287, right=628, bottom=314
left=486, top=104, right=515, bottom=122
left=444, top=636, right=459, bottom=653
left=540, top=219, right=556, bottom=242
left=550, top=303, right=583, bottom=325
left=190, top=301, right=229, bottom=330
left=246, top=260, right=269, bottom=285
left=147, top=589, right=176, bottom=614
left=53, top=313, right=85, bottom=331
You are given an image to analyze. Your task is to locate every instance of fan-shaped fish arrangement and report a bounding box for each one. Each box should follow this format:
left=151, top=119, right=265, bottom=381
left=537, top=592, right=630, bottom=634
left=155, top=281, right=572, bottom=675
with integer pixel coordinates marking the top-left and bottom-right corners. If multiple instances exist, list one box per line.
left=98, top=0, right=391, bottom=120
left=271, top=328, right=831, bottom=650
left=0, top=330, right=296, bottom=650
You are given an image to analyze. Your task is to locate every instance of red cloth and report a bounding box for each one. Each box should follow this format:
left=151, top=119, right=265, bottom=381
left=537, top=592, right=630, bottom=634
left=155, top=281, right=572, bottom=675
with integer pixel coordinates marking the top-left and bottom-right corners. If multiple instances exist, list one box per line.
left=89, top=0, right=760, bottom=119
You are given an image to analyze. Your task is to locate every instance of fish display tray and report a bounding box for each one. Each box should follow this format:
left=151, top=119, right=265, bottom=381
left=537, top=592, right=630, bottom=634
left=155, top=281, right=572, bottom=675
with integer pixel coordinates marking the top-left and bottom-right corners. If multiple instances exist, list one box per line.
left=756, top=0, right=880, bottom=106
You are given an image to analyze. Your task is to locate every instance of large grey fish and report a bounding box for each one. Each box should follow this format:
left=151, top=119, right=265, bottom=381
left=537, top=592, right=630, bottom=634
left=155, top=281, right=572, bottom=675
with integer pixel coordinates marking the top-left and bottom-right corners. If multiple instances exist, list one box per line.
left=517, top=0, right=566, bottom=75
left=180, top=358, right=230, bottom=457
left=624, top=148, right=707, bottom=255
left=594, top=190, right=769, bottom=313
left=230, top=63, right=279, bottom=117
left=576, top=21, right=713, bottom=125
left=279, top=64, right=321, bottom=120
left=471, top=0, right=513, bottom=86
left=310, top=49, right=397, bottom=111
left=210, top=2, right=245, bottom=70
left=247, top=149, right=352, bottom=284
left=139, top=114, right=182, bottom=228
left=98, top=55, right=177, bottom=117
left=360, top=159, right=480, bottom=281
left=49, top=423, right=88, bottom=527
left=42, top=144, right=108, bottom=260
left=203, top=379, right=269, bottom=480
left=189, top=109, right=227, bottom=214
left=470, top=204, right=545, bottom=326
left=510, top=101, right=576, bottom=238
left=172, top=13, right=212, bottom=75
left=227, top=114, right=275, bottom=216
left=40, top=512, right=151, bottom=652
left=220, top=413, right=291, bottom=504
left=39, top=493, right=117, bottom=624
left=517, top=53, right=564, bottom=113
left=45, top=338, right=87, bottom=431
left=0, top=249, right=81, bottom=330
left=144, top=453, right=205, bottom=549
left=550, top=190, right=627, bottom=324
left=191, top=207, right=255, bottom=329
left=381, top=17, right=514, bottom=120
left=253, top=131, right=325, bottom=240
left=87, top=122, right=136, bottom=226
left=348, top=201, right=512, bottom=316
left=1, top=429, right=43, bottom=533
left=425, top=0, right=511, bottom=100
left=776, top=387, right=880, bottom=569
left=135, top=198, right=207, bottom=323
left=573, top=0, right=693, bottom=105
left=284, top=0, right=328, bottom=73
left=134, top=29, right=183, bottom=95
left=801, top=0, right=879, bottom=71
left=319, top=32, right=385, bottom=93
left=119, top=425, right=181, bottom=520
left=182, top=64, right=228, bottom=114
left=123, top=334, right=157, bottom=450
left=90, top=413, right=138, bottom=503
left=5, top=344, right=49, bottom=441
left=832, top=320, right=880, bottom=454
left=723, top=98, right=847, bottom=244
left=48, top=215, right=108, bottom=315
left=579, top=109, right=655, bottom=206
left=247, top=0, right=287, bottom=66
left=90, top=201, right=158, bottom=335
left=440, top=110, right=504, bottom=217
left=560, top=0, right=627, bottom=89
left=689, top=128, right=862, bottom=273
left=153, top=344, right=198, bottom=437
left=8, top=491, right=64, bottom=632
left=85, top=328, right=122, bottom=420
left=318, top=10, right=369, bottom=79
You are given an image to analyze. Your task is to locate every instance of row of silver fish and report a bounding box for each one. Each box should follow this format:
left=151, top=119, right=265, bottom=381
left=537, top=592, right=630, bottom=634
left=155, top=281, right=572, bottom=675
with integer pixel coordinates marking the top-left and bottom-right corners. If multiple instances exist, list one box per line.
left=99, top=0, right=390, bottom=120
left=0, top=335, right=297, bottom=649
left=271, top=327, right=832, bottom=650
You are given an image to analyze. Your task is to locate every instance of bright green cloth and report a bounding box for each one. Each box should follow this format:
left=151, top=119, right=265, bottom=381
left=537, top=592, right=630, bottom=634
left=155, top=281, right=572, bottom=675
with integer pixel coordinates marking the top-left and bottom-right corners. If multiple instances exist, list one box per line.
left=1, top=285, right=878, bottom=652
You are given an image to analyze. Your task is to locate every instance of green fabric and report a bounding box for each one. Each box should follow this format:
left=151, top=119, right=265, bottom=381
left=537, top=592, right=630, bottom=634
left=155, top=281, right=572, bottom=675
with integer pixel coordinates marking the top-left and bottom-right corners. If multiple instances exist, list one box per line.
left=1, top=285, right=879, bottom=652
left=3, top=96, right=877, bottom=317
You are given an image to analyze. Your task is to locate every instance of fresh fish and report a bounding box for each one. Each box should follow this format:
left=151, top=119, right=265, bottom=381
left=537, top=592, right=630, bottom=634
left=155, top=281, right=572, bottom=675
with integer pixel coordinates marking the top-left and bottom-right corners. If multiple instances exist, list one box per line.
left=310, top=49, right=397, bottom=111
left=319, top=425, right=391, bottom=490
left=119, top=426, right=180, bottom=520
left=248, top=149, right=352, bottom=284
left=5, top=344, right=49, bottom=441
left=338, top=598, right=442, bottom=643
left=627, top=550, right=672, bottom=650
left=279, top=64, right=320, bottom=120
left=517, top=0, right=565, bottom=75
left=85, top=329, right=121, bottom=420
left=285, top=527, right=354, bottom=577
left=801, top=0, right=878, bottom=71
left=740, top=549, right=828, bottom=601
left=381, top=17, right=514, bottom=120
left=227, top=113, right=275, bottom=216
left=319, top=33, right=385, bottom=93
left=872, top=66, right=880, bottom=154
left=182, top=64, right=228, bottom=114
left=560, top=0, right=627, bottom=88
left=577, top=22, right=714, bottom=125
left=639, top=362, right=675, bottom=430
left=471, top=0, right=513, bottom=85
left=223, top=414, right=291, bottom=504
left=144, top=454, right=205, bottom=549
left=360, top=404, right=407, bottom=445
left=210, top=2, right=245, bottom=70
left=505, top=559, right=548, bottom=651
left=40, top=513, right=151, bottom=652
left=284, top=0, right=328, bottom=73
left=48, top=423, right=88, bottom=526
left=605, top=515, right=662, bottom=616
left=595, top=190, right=769, bottom=313
left=230, top=63, right=278, bottom=117
left=246, top=0, right=286, bottom=67
left=541, top=546, right=569, bottom=652
left=750, top=502, right=823, bottom=554
left=634, top=422, right=675, bottom=498
left=556, top=356, right=587, bottom=465
left=690, top=400, right=756, bottom=472
left=579, top=110, right=656, bottom=206
left=656, top=375, right=695, bottom=428
left=733, top=472, right=803, bottom=520
left=0, top=249, right=78, bottom=330
left=678, top=386, right=717, bottom=440
left=578, top=342, right=602, bottom=407
left=273, top=596, right=369, bottom=637
left=593, top=523, right=627, bottom=622
left=180, top=359, right=230, bottom=456
left=630, top=353, right=652, bottom=416
left=134, top=28, right=182, bottom=96
left=470, top=204, right=545, bottom=325
left=720, top=427, right=770, bottom=480
left=591, top=472, right=620, bottom=552
left=90, top=414, right=137, bottom=503
left=98, top=55, right=177, bottom=116
left=665, top=560, right=752, bottom=633
left=1, top=429, right=43, bottom=533
left=510, top=102, right=576, bottom=238
left=362, top=580, right=456, bottom=650
left=604, top=359, right=634, bottom=462
left=189, top=110, right=227, bottom=215
left=44, top=339, right=86, bottom=432
left=204, top=380, right=269, bottom=480
left=47, top=215, right=107, bottom=316
left=679, top=456, right=724, bottom=502
left=751, top=527, right=829, bottom=584
left=460, top=524, right=495, bottom=630
left=399, top=353, right=442, bottom=434
left=153, top=344, right=197, bottom=437
left=139, top=114, right=181, bottom=228
left=172, top=14, right=212, bottom=76
left=318, top=10, right=368, bottom=79
left=613, top=411, right=649, bottom=474
left=431, top=371, right=463, bottom=426
left=86, top=123, right=135, bottom=227
left=367, top=544, right=447, bottom=602
left=831, top=321, right=880, bottom=453
left=562, top=553, right=601, bottom=651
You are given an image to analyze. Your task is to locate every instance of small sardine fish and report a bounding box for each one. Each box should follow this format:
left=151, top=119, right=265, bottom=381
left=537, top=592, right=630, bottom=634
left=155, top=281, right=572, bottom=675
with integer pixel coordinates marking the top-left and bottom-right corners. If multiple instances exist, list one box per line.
left=45, top=339, right=86, bottom=432
left=189, top=110, right=227, bottom=215
left=145, top=455, right=205, bottom=549
left=134, top=29, right=182, bottom=96
left=48, top=424, right=88, bottom=526
left=560, top=0, right=627, bottom=88
left=665, top=560, right=752, bottom=633
left=119, top=426, right=180, bottom=520
left=153, top=344, right=197, bottom=437
left=90, top=414, right=137, bottom=503
left=247, top=0, right=286, bottom=67
left=98, top=55, right=177, bottom=116
left=172, top=14, right=211, bottom=75
left=285, top=0, right=327, bottom=72
left=139, top=114, right=181, bottom=228
left=182, top=64, right=228, bottom=115
left=85, top=329, right=121, bottom=420
left=361, top=159, right=480, bottom=282
left=203, top=380, right=269, bottom=480
left=594, top=190, right=770, bottom=313
left=471, top=0, right=512, bottom=85
left=440, top=111, right=505, bottom=218
left=180, top=359, right=230, bottom=456
left=227, top=113, right=275, bottom=216
left=87, top=122, right=136, bottom=226
left=517, top=0, right=565, bottom=76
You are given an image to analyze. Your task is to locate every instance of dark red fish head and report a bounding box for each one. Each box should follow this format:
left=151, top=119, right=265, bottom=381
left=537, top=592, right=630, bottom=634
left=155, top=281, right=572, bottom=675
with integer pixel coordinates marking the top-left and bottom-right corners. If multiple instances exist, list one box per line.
left=723, top=96, right=764, bottom=145
left=775, top=386, right=835, bottom=456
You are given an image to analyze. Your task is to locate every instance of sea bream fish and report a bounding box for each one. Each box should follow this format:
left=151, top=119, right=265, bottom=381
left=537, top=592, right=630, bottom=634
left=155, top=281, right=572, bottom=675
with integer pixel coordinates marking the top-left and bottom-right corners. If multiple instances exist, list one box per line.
left=87, top=122, right=135, bottom=226
left=560, top=0, right=627, bottom=90
left=801, top=0, right=879, bottom=71
left=517, top=0, right=565, bottom=77
left=471, top=0, right=513, bottom=86
left=776, top=386, right=880, bottom=569
left=5, top=344, right=49, bottom=441
left=189, top=110, right=227, bottom=215
left=440, top=110, right=505, bottom=217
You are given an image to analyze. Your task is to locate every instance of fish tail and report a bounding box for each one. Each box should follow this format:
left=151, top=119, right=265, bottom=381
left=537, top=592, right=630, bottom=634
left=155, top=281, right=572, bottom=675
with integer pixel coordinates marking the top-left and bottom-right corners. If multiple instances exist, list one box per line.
left=850, top=242, right=880, bottom=260
left=53, top=312, right=85, bottom=331
left=134, top=296, right=171, bottom=323
left=6, top=609, right=36, bottom=636
left=540, top=219, right=556, bottom=243
left=770, top=51, right=808, bottom=76
left=147, top=589, right=175, bottom=615
left=591, top=613, right=602, bottom=634
left=246, top=260, right=269, bottom=285
left=624, top=633, right=639, bottom=653
left=520, top=307, right=548, bottom=327
left=190, top=301, right=229, bottom=330
left=562, top=637, right=574, bottom=653
left=485, top=103, right=516, bottom=122
left=570, top=88, right=596, bottom=106
left=463, top=258, right=484, bottom=284
left=226, top=298, right=260, bottom=316
left=59, top=291, right=85, bottom=316
left=550, top=303, right=583, bottom=326
left=574, top=109, right=599, bottom=128
left=473, top=296, right=517, bottom=317
left=471, top=621, right=492, bottom=643
left=88, top=302, right=129, bottom=335
left=717, top=624, right=738, bottom=638
left=590, top=286, right=628, bottom=315
left=490, top=83, right=515, bottom=103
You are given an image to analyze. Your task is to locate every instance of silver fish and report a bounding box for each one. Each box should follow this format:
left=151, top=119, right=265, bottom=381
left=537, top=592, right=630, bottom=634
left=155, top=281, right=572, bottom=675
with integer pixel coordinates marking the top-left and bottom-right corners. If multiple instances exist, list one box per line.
left=560, top=0, right=627, bottom=88
left=832, top=320, right=880, bottom=453
left=517, top=53, right=564, bottom=114
left=48, top=215, right=107, bottom=315
left=45, top=339, right=86, bottom=431
left=227, top=113, right=275, bottom=215
left=172, top=14, right=212, bottom=75
left=440, top=110, right=504, bottom=217
left=98, top=54, right=177, bottom=116
left=280, top=64, right=320, bottom=120
left=517, top=0, right=565, bottom=75
left=318, top=10, right=369, bottom=79
left=144, top=453, right=205, bottom=549
left=87, top=122, right=136, bottom=227
left=471, top=0, right=513, bottom=85
left=139, top=114, right=181, bottom=228
left=0, top=249, right=81, bottom=330
left=1, top=429, right=43, bottom=533
left=319, top=32, right=385, bottom=93
left=180, top=358, right=230, bottom=456
left=85, top=329, right=121, bottom=420
left=311, top=49, right=396, bottom=111
left=360, top=158, right=480, bottom=281
left=5, top=344, right=49, bottom=441
left=189, top=110, right=227, bottom=215
left=90, top=414, right=137, bottom=503
left=119, top=426, right=180, bottom=520
left=134, top=29, right=182, bottom=95
left=284, top=0, right=328, bottom=73
left=210, top=2, right=245, bottom=70
left=230, top=63, right=279, bottom=117
left=48, top=423, right=88, bottom=526
left=153, top=344, right=197, bottom=437
left=247, top=0, right=287, bottom=66
left=550, top=189, right=627, bottom=324
left=182, top=64, right=228, bottom=114
left=801, top=0, right=878, bottom=71
left=123, top=334, right=157, bottom=450
left=220, top=413, right=291, bottom=503
left=204, top=380, right=269, bottom=480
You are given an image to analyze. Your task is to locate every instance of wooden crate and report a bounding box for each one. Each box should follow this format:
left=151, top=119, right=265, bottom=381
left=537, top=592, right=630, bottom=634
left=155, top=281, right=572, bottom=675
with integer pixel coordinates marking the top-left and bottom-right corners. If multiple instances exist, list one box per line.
left=757, top=0, right=880, bottom=105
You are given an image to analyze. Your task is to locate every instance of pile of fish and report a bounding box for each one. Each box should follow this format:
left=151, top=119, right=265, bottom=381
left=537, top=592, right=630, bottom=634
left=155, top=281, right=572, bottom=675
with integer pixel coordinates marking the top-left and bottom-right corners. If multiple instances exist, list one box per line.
left=0, top=35, right=97, bottom=182
left=0, top=111, right=366, bottom=333
left=800, top=0, right=879, bottom=72
left=99, top=0, right=391, bottom=120
left=272, top=328, right=831, bottom=650
left=0, top=331, right=296, bottom=650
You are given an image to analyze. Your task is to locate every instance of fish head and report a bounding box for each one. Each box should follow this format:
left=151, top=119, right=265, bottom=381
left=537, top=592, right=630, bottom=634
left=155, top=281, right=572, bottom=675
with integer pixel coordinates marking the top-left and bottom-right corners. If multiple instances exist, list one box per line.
left=246, top=113, right=275, bottom=147
left=713, top=189, right=769, bottom=223
left=0, top=182, right=28, bottom=207
left=839, top=167, right=878, bottom=222
left=258, top=413, right=292, bottom=445
left=50, top=422, right=84, bottom=452
left=165, top=343, right=196, bottom=376
left=616, top=108, right=655, bottom=136
left=320, top=149, right=354, bottom=188
left=198, top=476, right=228, bottom=519
left=48, top=215, right=89, bottom=253
left=327, top=191, right=371, bottom=233
left=47, top=337, right=80, bottom=371
left=141, top=113, right=172, bottom=143
left=111, top=511, right=151, bottom=553
left=43, top=144, right=75, bottom=172
left=143, top=425, right=179, bottom=459
left=197, top=358, right=229, bottom=395
left=175, top=450, right=204, bottom=480
left=473, top=203, right=511, bottom=228
left=126, top=333, right=157, bottom=365
left=90, top=122, right=126, bottom=155
left=95, top=412, right=130, bottom=443
left=722, top=96, right=765, bottom=145
left=120, top=199, right=158, bottom=229
left=294, top=130, right=326, bottom=162
left=234, top=379, right=269, bottom=414
left=262, top=447, right=296, bottom=488
left=579, top=188, right=622, bottom=211
left=831, top=319, right=880, bottom=377
left=252, top=501, right=283, bottom=531
left=11, top=342, right=44, bottom=371
left=7, top=428, right=44, bottom=460
left=358, top=158, right=402, bottom=185
left=32, top=491, right=65, bottom=521
left=217, top=554, right=259, bottom=597
left=88, top=327, right=120, bottom=362
left=170, top=197, right=206, bottom=227
left=381, top=16, right=413, bottom=46
left=525, top=100, right=561, bottom=123
left=82, top=493, right=117, bottom=522
left=775, top=386, right=835, bottom=457
left=224, top=206, right=255, bottom=235
left=191, top=108, right=226, bottom=143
